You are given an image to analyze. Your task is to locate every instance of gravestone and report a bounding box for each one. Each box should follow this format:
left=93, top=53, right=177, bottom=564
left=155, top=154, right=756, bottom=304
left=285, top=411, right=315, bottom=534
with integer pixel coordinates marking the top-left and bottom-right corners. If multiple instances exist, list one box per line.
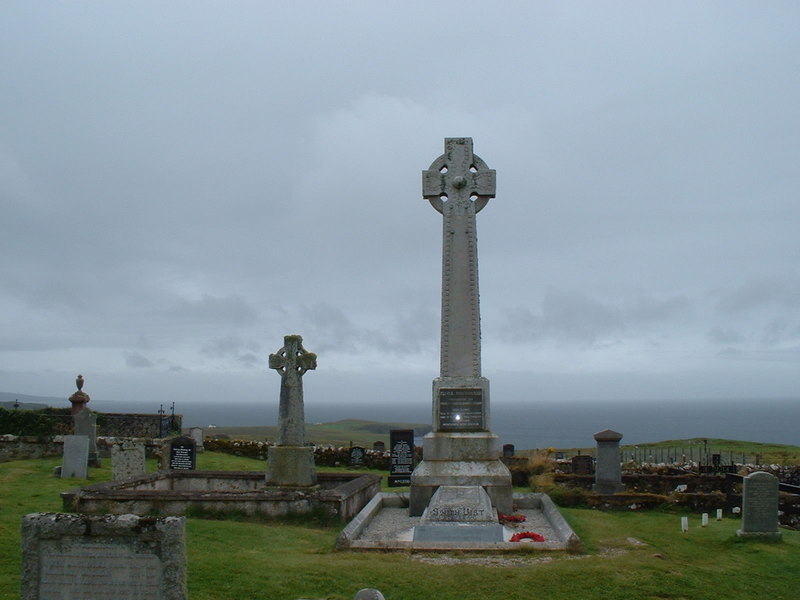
left=736, top=471, right=782, bottom=539
left=502, top=444, right=515, bottom=458
left=412, top=485, right=504, bottom=542
left=349, top=447, right=366, bottom=467
left=111, top=440, right=146, bottom=481
left=389, top=429, right=415, bottom=487
left=189, top=427, right=204, bottom=453
left=20, top=512, right=186, bottom=600
left=592, top=429, right=626, bottom=494
left=372, top=441, right=385, bottom=452
left=61, top=436, right=89, bottom=479
left=571, top=455, right=593, bottom=475
left=168, top=436, right=196, bottom=470
left=410, top=138, right=512, bottom=516
left=266, top=334, right=318, bottom=487
left=73, top=407, right=100, bottom=468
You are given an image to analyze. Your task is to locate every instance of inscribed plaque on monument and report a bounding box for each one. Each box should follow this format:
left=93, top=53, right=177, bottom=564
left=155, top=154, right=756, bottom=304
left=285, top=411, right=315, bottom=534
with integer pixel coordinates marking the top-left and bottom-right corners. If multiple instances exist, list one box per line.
left=438, top=388, right=484, bottom=431
left=389, top=429, right=414, bottom=487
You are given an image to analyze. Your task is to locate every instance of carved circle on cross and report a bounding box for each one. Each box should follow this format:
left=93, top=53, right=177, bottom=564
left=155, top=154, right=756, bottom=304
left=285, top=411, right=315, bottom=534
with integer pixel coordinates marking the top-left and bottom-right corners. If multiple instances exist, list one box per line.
left=268, top=335, right=317, bottom=377
left=422, top=138, right=496, bottom=215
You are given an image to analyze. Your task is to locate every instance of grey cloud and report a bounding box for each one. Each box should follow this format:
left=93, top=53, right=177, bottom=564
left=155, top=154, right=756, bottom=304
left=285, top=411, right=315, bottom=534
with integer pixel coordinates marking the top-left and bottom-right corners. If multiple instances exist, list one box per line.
left=165, top=295, right=258, bottom=327
left=707, top=327, right=744, bottom=345
left=715, top=279, right=800, bottom=313
left=124, top=352, right=154, bottom=368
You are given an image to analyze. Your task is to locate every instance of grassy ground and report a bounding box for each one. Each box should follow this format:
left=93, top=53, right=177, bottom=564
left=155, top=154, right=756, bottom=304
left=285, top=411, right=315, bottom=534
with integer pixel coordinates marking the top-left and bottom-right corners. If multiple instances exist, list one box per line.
left=1, top=453, right=798, bottom=600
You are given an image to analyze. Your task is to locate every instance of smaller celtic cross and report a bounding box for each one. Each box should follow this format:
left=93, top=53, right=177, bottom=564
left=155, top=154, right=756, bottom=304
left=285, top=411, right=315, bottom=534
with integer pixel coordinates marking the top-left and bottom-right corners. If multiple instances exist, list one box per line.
left=269, top=335, right=317, bottom=446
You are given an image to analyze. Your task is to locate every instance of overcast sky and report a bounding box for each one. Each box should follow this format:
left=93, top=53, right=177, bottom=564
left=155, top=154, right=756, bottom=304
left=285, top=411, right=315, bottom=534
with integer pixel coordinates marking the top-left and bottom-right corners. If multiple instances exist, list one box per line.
left=1, top=2, right=798, bottom=413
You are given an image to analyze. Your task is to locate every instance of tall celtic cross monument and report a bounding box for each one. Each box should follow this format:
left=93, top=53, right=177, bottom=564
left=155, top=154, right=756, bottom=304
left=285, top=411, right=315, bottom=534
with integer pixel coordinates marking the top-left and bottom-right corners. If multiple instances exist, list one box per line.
left=409, top=138, right=512, bottom=516
left=266, top=334, right=318, bottom=487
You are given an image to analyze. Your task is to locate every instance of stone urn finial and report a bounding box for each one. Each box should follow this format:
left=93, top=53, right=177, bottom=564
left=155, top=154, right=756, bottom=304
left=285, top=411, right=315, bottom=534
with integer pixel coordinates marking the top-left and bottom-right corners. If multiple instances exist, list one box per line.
left=69, top=374, right=90, bottom=416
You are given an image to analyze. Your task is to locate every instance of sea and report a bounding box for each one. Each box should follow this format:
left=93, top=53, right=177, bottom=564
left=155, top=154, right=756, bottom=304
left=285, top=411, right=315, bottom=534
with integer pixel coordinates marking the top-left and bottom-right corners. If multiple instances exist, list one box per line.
left=91, top=396, right=800, bottom=450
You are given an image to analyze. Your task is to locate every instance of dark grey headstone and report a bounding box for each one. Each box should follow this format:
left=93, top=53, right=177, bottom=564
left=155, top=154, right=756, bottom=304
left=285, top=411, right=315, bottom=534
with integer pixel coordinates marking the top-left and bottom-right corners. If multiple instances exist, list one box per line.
left=168, top=436, right=196, bottom=470
left=349, top=446, right=366, bottom=467
left=571, top=455, right=593, bottom=475
left=389, top=429, right=414, bottom=487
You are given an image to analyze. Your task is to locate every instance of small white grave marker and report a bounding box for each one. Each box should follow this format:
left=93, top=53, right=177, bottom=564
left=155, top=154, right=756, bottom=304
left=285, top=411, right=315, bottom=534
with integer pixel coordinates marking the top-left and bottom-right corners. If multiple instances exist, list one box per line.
left=716, top=508, right=723, bottom=521
left=680, top=516, right=689, bottom=532
left=701, top=513, right=709, bottom=527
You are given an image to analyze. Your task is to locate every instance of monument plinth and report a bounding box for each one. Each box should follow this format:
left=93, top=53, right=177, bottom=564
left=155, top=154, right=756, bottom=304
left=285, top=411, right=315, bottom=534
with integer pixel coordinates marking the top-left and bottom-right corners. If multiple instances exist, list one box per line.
left=409, top=138, right=512, bottom=516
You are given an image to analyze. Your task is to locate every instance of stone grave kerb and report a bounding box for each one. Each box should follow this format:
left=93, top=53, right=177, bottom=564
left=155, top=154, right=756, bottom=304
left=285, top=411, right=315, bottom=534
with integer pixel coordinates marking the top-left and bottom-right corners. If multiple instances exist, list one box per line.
left=266, top=334, right=318, bottom=487
left=410, top=138, right=512, bottom=516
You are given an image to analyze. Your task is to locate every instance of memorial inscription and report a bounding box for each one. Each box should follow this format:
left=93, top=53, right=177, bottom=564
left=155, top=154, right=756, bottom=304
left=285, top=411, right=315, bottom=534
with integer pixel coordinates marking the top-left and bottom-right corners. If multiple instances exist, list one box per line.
left=39, top=544, right=163, bottom=599
left=438, top=388, right=484, bottom=431
left=20, top=513, right=186, bottom=600
left=389, top=429, right=414, bottom=487
left=168, top=437, right=196, bottom=471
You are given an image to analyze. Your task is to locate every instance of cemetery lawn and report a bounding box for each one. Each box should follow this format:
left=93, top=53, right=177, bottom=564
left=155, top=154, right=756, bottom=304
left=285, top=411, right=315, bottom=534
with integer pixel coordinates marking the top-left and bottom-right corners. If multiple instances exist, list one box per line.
left=1, top=454, right=798, bottom=600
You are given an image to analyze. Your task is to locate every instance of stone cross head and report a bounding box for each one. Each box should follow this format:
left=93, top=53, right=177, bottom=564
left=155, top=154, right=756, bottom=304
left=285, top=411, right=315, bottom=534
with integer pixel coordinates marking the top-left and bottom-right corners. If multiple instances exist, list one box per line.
left=269, top=335, right=317, bottom=377
left=422, top=137, right=496, bottom=214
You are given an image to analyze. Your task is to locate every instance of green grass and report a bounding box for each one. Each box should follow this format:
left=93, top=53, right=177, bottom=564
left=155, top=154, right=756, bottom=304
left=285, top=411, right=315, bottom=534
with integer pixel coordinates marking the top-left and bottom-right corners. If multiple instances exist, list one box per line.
left=2, top=453, right=799, bottom=600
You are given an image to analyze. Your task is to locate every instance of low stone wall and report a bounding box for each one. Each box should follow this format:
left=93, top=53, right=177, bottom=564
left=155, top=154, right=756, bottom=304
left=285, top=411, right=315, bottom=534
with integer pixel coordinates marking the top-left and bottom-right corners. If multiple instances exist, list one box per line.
left=0, top=435, right=163, bottom=462
left=62, top=471, right=381, bottom=521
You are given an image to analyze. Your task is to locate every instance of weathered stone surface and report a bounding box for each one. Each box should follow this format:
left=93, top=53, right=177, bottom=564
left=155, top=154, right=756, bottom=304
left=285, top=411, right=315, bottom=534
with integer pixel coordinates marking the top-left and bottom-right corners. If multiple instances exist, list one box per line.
left=266, top=335, right=318, bottom=487
left=354, top=589, right=385, bottom=600
left=266, top=446, right=317, bottom=487
left=410, top=139, right=511, bottom=516
left=189, top=427, right=204, bottom=453
left=592, top=428, right=626, bottom=494
left=20, top=512, right=186, bottom=600
left=111, top=440, right=146, bottom=481
left=74, top=407, right=100, bottom=467
left=737, top=471, right=781, bottom=539
left=414, top=486, right=503, bottom=542
left=269, top=335, right=316, bottom=447
left=61, top=435, right=89, bottom=479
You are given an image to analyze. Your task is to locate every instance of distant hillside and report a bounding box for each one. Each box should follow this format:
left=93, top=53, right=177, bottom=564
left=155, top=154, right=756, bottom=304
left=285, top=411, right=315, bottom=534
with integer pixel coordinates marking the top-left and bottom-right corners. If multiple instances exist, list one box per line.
left=0, top=392, right=62, bottom=411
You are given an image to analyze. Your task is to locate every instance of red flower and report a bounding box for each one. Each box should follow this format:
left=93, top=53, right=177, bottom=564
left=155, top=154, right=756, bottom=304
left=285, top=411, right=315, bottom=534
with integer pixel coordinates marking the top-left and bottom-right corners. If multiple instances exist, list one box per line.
left=509, top=531, right=545, bottom=542
left=498, top=513, right=526, bottom=523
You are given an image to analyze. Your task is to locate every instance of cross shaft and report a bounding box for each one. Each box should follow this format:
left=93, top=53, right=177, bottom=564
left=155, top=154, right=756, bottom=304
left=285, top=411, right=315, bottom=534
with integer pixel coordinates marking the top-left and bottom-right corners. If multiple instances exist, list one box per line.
left=422, top=138, right=495, bottom=378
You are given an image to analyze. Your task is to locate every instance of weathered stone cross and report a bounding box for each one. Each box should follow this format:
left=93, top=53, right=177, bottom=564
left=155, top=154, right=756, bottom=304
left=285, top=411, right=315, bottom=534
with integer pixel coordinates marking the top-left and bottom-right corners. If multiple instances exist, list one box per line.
left=422, top=138, right=496, bottom=378
left=268, top=335, right=317, bottom=446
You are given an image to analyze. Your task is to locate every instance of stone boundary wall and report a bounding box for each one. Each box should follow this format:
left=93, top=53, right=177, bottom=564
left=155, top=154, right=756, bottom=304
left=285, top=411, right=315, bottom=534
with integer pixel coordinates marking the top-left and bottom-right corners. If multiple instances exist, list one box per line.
left=204, top=438, right=424, bottom=470
left=97, top=413, right=181, bottom=438
left=0, top=435, right=164, bottom=462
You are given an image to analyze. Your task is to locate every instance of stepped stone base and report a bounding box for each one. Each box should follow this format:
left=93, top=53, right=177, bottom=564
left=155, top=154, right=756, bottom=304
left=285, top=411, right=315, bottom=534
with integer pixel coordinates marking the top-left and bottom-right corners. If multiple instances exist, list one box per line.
left=409, top=432, right=512, bottom=516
